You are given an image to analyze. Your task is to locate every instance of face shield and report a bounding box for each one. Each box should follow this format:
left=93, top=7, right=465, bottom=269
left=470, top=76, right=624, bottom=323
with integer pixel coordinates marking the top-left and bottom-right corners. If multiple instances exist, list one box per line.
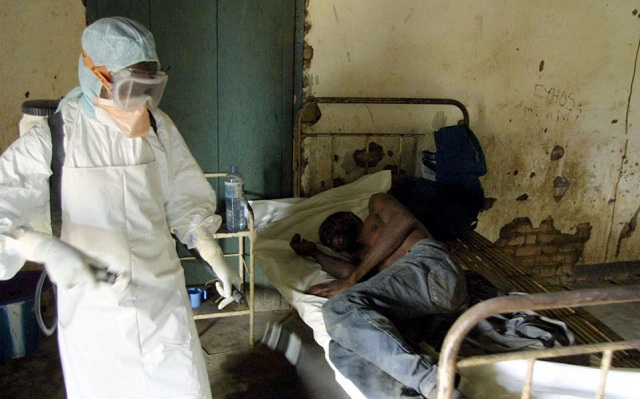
left=110, top=67, right=168, bottom=111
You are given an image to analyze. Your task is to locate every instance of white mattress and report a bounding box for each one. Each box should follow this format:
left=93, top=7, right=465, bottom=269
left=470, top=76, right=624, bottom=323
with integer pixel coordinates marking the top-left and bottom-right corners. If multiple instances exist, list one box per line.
left=252, top=170, right=640, bottom=399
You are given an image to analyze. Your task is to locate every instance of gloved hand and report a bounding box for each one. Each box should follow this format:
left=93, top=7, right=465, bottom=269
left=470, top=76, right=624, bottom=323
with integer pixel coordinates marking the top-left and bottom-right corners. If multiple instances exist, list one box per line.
left=6, top=229, right=99, bottom=289
left=193, top=229, right=242, bottom=300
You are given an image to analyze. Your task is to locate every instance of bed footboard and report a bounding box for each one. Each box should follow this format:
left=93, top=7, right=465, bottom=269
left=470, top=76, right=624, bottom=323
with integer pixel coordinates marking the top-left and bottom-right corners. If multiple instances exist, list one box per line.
left=437, top=285, right=640, bottom=399
left=448, top=231, right=640, bottom=370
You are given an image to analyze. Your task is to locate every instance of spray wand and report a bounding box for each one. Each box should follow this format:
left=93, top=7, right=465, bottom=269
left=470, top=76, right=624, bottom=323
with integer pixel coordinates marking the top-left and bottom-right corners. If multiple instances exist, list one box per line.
left=204, top=276, right=246, bottom=310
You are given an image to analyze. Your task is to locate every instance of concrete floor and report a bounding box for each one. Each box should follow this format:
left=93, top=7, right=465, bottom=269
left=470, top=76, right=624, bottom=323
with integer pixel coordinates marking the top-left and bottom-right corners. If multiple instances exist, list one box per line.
left=0, top=309, right=310, bottom=399
left=1, top=280, right=639, bottom=399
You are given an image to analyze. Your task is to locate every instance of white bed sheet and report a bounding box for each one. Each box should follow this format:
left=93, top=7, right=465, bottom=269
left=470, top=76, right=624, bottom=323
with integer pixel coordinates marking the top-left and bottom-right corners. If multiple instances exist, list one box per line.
left=252, top=170, right=640, bottom=399
left=253, top=171, right=392, bottom=399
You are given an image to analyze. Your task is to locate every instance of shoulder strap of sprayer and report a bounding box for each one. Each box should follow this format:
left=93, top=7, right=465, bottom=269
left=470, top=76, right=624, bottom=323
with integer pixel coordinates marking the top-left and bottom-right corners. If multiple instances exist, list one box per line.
left=47, top=110, right=158, bottom=238
left=47, top=111, right=65, bottom=239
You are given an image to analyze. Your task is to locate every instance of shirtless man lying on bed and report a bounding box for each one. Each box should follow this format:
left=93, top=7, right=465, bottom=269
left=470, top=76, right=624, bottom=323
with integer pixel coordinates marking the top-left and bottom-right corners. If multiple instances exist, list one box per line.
left=290, top=192, right=467, bottom=399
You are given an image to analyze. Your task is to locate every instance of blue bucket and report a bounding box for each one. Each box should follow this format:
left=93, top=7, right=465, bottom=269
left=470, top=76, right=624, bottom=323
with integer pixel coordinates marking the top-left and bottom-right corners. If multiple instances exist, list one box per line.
left=0, top=271, right=51, bottom=360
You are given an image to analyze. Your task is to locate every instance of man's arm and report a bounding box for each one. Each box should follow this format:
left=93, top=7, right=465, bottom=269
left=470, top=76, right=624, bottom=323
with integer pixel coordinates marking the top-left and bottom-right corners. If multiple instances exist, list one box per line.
left=290, top=234, right=356, bottom=279
left=349, top=193, right=421, bottom=282
left=305, top=193, right=426, bottom=298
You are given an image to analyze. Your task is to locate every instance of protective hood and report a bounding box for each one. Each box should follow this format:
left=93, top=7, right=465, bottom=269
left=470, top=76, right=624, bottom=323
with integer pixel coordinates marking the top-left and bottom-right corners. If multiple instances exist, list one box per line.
left=60, top=17, right=160, bottom=113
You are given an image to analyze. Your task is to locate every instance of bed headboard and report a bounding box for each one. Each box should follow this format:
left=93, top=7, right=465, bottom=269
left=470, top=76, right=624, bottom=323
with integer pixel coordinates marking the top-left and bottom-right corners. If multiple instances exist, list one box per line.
left=293, top=97, right=470, bottom=197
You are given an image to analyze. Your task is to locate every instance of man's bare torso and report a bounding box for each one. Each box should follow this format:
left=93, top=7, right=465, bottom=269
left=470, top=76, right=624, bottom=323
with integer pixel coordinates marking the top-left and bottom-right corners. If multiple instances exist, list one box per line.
left=356, top=211, right=431, bottom=272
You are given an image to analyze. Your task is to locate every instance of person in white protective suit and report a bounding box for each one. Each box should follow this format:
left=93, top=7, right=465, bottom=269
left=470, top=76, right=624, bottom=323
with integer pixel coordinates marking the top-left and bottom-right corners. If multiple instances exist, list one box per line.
left=0, top=17, right=241, bottom=399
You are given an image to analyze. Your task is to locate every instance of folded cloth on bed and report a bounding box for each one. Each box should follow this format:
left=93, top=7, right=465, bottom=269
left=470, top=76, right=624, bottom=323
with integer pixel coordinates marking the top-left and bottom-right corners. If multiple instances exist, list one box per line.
left=465, top=308, right=575, bottom=353
left=462, top=271, right=575, bottom=353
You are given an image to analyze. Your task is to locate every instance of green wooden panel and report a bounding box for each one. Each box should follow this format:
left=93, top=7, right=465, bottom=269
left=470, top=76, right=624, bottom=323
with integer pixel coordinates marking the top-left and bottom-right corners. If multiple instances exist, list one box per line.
left=150, top=1, right=219, bottom=174
left=85, top=0, right=150, bottom=25
left=218, top=0, right=295, bottom=199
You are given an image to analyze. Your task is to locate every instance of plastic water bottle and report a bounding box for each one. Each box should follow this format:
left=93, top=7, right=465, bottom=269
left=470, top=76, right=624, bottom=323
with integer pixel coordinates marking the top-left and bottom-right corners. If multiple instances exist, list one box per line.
left=224, top=165, right=246, bottom=232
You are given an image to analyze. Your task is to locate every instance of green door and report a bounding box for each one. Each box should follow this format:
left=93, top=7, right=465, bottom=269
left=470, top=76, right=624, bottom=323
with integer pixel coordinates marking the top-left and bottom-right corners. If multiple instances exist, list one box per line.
left=85, top=0, right=300, bottom=199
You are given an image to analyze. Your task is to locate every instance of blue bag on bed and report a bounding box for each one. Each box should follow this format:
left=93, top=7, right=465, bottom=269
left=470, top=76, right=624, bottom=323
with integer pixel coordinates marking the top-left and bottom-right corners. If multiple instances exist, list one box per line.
left=435, top=125, right=487, bottom=182
left=391, top=124, right=486, bottom=240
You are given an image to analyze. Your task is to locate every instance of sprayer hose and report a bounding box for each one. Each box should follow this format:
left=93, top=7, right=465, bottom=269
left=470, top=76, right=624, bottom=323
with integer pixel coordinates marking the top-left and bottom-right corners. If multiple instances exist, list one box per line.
left=35, top=269, right=57, bottom=336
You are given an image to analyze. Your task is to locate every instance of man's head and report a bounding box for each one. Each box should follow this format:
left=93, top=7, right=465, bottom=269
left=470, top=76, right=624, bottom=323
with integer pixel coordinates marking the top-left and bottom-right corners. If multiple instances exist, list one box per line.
left=78, top=17, right=162, bottom=107
left=319, top=211, right=363, bottom=253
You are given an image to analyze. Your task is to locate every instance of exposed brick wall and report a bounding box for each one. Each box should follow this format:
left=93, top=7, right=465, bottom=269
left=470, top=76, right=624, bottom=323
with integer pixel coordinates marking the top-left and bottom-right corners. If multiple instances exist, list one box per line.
left=494, top=216, right=592, bottom=285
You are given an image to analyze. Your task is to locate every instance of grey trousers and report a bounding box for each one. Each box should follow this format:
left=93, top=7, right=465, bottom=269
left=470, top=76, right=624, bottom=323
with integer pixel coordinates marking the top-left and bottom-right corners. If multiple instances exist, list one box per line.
left=322, top=239, right=468, bottom=398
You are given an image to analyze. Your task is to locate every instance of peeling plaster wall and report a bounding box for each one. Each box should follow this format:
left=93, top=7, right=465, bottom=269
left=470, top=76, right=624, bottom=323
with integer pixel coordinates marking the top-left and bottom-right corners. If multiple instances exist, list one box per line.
left=304, top=0, right=640, bottom=266
left=0, top=0, right=85, bottom=153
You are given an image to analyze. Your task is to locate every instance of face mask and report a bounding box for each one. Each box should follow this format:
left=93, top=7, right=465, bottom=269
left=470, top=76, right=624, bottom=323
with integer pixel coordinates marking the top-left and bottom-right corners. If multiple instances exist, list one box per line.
left=92, top=98, right=151, bottom=138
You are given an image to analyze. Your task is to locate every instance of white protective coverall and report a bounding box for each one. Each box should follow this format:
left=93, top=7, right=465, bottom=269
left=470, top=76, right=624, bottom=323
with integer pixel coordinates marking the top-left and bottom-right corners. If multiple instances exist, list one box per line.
left=0, top=17, right=238, bottom=398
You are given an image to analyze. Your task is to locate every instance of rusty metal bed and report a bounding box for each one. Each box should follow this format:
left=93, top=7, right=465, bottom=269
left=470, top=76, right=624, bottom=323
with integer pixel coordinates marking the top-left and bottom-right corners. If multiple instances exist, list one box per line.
left=289, top=97, right=640, bottom=398
left=437, top=285, right=640, bottom=399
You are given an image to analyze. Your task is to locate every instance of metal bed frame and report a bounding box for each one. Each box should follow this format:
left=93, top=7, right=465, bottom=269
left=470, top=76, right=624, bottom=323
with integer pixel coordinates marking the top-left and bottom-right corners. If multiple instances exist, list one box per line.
left=294, top=97, right=640, bottom=398
left=293, top=96, right=468, bottom=197
left=437, top=285, right=640, bottom=399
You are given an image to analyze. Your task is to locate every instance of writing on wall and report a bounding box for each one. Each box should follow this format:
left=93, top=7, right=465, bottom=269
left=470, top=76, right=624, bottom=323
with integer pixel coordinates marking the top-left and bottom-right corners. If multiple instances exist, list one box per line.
left=523, top=83, right=581, bottom=124
left=534, top=84, right=576, bottom=111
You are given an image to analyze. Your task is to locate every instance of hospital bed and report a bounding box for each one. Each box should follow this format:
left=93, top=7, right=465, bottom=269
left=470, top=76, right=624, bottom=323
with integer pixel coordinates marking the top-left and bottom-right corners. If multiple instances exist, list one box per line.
left=252, top=97, right=640, bottom=399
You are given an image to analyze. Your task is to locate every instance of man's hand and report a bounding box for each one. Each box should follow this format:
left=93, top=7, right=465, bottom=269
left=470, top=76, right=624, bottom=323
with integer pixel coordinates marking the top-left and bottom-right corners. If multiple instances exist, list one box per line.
left=305, top=275, right=356, bottom=298
left=290, top=234, right=318, bottom=257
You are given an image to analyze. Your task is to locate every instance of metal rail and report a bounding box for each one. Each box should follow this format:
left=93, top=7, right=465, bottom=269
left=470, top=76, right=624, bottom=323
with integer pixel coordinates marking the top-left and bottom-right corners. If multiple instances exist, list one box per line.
left=293, top=97, right=470, bottom=197
left=305, top=97, right=470, bottom=127
left=437, top=285, right=640, bottom=399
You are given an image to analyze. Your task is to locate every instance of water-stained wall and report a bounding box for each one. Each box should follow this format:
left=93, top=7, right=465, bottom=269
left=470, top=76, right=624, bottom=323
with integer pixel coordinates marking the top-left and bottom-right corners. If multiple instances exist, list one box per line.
left=303, top=1, right=640, bottom=271
left=0, top=0, right=84, bottom=152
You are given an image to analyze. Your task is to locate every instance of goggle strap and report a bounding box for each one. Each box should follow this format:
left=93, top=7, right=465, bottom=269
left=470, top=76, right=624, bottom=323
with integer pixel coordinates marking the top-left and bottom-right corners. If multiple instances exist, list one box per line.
left=82, top=50, right=112, bottom=92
